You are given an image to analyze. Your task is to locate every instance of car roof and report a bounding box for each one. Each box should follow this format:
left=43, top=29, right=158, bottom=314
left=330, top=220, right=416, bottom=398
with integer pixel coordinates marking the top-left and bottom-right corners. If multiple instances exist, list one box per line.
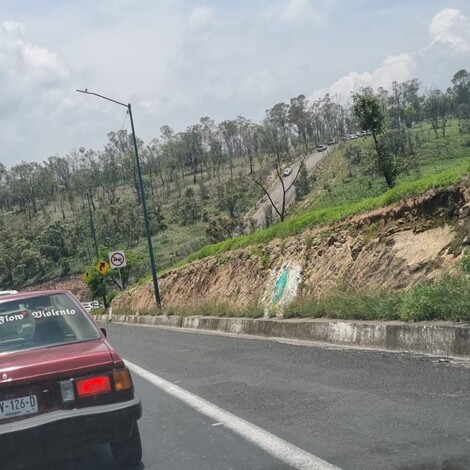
left=0, top=289, right=71, bottom=302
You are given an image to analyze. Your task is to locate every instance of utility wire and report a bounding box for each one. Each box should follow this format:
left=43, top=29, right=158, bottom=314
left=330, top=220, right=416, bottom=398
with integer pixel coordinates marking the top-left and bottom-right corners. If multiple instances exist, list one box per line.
left=120, top=109, right=129, bottom=132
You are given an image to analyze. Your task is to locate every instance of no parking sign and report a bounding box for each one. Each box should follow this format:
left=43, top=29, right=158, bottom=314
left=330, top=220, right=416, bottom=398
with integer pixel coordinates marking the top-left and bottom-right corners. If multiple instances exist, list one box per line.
left=109, top=250, right=127, bottom=269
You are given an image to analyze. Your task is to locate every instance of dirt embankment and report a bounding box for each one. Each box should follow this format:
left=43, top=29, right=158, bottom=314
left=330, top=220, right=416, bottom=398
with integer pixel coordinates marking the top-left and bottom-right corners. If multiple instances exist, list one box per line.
left=113, top=185, right=470, bottom=313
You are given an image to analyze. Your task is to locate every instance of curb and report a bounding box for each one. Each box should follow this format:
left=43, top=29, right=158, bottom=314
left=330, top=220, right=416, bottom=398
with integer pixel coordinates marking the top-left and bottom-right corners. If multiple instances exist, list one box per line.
left=95, top=315, right=470, bottom=358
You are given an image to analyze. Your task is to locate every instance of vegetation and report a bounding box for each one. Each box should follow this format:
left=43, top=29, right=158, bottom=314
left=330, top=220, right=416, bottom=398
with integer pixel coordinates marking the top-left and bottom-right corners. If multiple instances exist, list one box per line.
left=178, top=160, right=469, bottom=267
left=163, top=301, right=264, bottom=319
left=284, top=270, right=470, bottom=323
left=1, top=68, right=470, bottom=324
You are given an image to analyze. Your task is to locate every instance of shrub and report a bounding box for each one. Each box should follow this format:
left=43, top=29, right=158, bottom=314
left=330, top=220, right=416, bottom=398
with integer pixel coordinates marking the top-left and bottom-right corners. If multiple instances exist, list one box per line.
left=400, top=275, right=470, bottom=322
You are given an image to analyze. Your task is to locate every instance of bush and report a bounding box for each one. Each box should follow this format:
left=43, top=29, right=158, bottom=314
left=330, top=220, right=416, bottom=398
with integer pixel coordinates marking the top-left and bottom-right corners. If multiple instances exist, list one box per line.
left=400, top=275, right=470, bottom=322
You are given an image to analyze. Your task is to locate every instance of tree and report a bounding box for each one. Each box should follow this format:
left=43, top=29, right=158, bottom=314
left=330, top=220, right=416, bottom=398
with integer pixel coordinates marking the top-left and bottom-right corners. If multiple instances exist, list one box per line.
left=179, top=187, right=200, bottom=225
left=98, top=147, right=121, bottom=205
left=451, top=69, right=470, bottom=107
left=424, top=89, right=452, bottom=137
left=264, top=103, right=291, bottom=158
left=219, top=120, right=238, bottom=178
left=108, top=130, right=142, bottom=205
left=352, top=91, right=397, bottom=187
left=288, top=95, right=310, bottom=154
left=251, top=154, right=307, bottom=222
left=205, top=214, right=243, bottom=242
left=294, top=162, right=309, bottom=199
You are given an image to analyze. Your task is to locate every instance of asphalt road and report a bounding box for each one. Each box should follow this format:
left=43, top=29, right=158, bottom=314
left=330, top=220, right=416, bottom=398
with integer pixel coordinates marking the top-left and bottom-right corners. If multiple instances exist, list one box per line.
left=14, top=323, right=470, bottom=469
left=251, top=148, right=329, bottom=227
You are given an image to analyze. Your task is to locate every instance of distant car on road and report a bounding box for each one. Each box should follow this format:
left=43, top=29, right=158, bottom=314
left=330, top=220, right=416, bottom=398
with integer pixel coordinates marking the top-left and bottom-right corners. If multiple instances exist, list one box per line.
left=0, top=290, right=142, bottom=467
left=327, top=139, right=336, bottom=145
left=0, top=290, right=18, bottom=296
left=283, top=167, right=293, bottom=177
left=316, top=144, right=328, bottom=152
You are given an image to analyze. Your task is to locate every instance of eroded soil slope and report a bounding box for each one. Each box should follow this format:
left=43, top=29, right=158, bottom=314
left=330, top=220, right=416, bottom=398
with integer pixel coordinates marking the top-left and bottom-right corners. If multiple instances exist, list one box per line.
left=113, top=186, right=470, bottom=312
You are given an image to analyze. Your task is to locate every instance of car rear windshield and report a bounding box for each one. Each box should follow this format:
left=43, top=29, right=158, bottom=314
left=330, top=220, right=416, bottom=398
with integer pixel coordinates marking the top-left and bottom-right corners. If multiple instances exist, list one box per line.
left=0, top=293, right=100, bottom=354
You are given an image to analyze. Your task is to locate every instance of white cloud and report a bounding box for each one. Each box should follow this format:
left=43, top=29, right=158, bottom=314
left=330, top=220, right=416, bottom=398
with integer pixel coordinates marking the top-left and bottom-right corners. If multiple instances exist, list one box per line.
left=310, top=53, right=413, bottom=102
left=429, top=8, right=470, bottom=54
left=188, top=5, right=215, bottom=29
left=2, top=20, right=25, bottom=36
left=1, top=3, right=469, bottom=167
left=278, top=0, right=318, bottom=23
left=0, top=20, right=70, bottom=86
left=310, top=7, right=470, bottom=102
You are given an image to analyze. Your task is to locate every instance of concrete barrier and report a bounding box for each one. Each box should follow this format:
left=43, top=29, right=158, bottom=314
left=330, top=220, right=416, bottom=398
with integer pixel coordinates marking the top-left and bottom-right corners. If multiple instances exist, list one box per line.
left=94, top=315, right=470, bottom=358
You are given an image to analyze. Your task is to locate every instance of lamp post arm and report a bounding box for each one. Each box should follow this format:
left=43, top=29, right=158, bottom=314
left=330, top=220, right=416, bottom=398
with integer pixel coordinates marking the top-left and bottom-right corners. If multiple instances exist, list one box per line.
left=76, top=89, right=128, bottom=108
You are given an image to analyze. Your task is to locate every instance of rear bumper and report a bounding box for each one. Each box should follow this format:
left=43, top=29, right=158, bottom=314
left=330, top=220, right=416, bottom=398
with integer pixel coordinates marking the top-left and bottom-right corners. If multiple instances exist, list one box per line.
left=0, top=397, right=142, bottom=462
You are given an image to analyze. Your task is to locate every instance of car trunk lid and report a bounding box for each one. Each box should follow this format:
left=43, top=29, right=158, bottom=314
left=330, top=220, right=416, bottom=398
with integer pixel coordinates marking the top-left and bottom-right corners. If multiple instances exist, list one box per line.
left=0, top=339, right=114, bottom=423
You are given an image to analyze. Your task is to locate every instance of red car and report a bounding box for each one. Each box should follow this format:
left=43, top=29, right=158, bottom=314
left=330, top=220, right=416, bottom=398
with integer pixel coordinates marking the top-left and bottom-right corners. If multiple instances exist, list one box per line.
left=0, top=290, right=142, bottom=467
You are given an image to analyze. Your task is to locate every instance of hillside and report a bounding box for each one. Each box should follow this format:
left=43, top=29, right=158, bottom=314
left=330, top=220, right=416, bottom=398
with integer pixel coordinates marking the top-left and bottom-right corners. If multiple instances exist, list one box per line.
left=112, top=183, right=467, bottom=315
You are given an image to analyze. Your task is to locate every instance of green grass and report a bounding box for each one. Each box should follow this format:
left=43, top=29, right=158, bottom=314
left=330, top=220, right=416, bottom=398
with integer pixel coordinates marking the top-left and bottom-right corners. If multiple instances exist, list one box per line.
left=162, top=300, right=264, bottom=318
left=284, top=287, right=403, bottom=321
left=401, top=275, right=470, bottom=322
left=302, top=120, right=470, bottom=211
left=283, top=273, right=470, bottom=322
left=116, top=273, right=470, bottom=323
left=175, top=160, right=470, bottom=267
left=173, top=119, right=470, bottom=267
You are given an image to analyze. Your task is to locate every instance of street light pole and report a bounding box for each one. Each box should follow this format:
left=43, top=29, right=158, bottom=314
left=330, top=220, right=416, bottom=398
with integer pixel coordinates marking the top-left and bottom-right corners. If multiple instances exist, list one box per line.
left=76, top=89, right=162, bottom=309
left=85, top=191, right=99, bottom=259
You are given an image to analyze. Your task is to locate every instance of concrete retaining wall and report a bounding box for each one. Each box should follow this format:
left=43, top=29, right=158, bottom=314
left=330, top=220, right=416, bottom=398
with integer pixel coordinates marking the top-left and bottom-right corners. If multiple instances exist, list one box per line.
left=94, top=315, right=470, bottom=358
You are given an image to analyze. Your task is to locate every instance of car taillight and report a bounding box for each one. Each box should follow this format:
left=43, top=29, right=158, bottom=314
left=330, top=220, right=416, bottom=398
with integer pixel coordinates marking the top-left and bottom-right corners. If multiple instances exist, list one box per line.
left=76, top=375, right=111, bottom=398
left=113, top=368, right=133, bottom=392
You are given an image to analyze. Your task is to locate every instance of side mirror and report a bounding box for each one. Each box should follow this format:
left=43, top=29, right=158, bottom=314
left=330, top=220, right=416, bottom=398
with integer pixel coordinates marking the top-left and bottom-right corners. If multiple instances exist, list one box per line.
left=100, top=327, right=107, bottom=338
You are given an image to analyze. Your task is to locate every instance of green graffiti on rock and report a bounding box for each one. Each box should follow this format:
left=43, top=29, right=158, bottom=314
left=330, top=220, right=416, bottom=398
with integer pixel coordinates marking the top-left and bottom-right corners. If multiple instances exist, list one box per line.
left=271, top=267, right=290, bottom=304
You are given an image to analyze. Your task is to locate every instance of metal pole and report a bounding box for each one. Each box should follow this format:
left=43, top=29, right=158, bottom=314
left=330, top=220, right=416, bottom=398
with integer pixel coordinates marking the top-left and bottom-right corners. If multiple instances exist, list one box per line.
left=118, top=268, right=123, bottom=291
left=86, top=192, right=99, bottom=258
left=128, top=104, right=162, bottom=309
left=86, top=191, right=107, bottom=307
left=77, top=89, right=162, bottom=309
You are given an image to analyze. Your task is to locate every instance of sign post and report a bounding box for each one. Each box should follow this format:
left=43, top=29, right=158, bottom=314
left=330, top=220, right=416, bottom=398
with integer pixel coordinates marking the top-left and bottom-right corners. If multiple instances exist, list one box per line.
left=109, top=250, right=127, bottom=290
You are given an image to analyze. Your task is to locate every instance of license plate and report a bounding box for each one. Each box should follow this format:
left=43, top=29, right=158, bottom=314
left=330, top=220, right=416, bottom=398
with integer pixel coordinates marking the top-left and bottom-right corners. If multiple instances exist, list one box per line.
left=0, top=395, right=38, bottom=420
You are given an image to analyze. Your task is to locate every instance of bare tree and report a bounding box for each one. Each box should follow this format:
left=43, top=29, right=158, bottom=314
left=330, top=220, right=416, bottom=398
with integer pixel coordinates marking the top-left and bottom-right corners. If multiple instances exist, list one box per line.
left=251, top=154, right=307, bottom=223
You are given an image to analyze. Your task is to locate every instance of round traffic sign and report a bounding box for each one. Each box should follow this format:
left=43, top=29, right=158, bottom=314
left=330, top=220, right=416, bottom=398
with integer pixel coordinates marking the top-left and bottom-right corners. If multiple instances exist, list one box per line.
left=109, top=250, right=127, bottom=269
left=111, top=253, right=124, bottom=267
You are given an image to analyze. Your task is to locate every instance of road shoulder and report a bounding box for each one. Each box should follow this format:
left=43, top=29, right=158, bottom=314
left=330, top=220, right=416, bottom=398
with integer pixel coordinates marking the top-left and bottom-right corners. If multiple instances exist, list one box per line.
left=95, top=314, right=470, bottom=359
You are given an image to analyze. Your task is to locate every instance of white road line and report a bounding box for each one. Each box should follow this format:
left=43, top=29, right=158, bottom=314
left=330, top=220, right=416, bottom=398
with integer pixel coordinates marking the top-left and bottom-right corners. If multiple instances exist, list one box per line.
left=126, top=360, right=341, bottom=470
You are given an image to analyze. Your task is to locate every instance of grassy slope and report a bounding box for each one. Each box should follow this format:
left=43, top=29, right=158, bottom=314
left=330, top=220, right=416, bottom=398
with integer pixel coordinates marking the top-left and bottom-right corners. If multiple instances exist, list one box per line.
left=179, top=119, right=470, bottom=267
left=118, top=119, right=470, bottom=321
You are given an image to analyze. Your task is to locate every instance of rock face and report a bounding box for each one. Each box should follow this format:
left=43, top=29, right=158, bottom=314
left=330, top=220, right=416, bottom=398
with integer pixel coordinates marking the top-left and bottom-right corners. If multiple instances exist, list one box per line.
left=113, top=186, right=468, bottom=313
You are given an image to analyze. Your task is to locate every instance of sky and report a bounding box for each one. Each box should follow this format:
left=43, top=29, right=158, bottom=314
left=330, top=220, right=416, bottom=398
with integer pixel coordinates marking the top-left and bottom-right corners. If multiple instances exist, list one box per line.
left=0, top=0, right=469, bottom=167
